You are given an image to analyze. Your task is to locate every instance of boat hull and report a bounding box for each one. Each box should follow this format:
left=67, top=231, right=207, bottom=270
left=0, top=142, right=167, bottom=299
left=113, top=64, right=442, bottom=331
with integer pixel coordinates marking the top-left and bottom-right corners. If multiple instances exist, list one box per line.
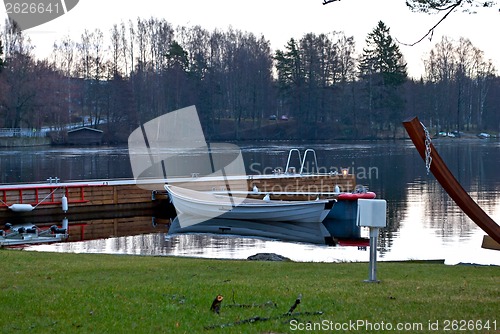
left=165, top=185, right=334, bottom=224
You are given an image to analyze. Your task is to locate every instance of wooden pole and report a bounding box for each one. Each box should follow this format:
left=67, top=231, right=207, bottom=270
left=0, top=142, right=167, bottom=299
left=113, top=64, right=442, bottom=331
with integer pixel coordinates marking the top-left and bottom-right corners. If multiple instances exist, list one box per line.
left=403, top=116, right=500, bottom=244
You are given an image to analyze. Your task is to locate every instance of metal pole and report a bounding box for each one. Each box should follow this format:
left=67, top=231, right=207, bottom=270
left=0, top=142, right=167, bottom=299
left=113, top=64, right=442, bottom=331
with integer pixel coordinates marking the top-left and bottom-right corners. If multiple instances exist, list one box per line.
left=365, top=227, right=380, bottom=283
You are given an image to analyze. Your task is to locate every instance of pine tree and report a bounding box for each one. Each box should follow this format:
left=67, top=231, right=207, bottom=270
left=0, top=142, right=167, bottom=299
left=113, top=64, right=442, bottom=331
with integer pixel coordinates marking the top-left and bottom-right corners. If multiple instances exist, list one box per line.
left=360, top=21, right=407, bottom=86
left=274, top=38, right=304, bottom=120
left=359, top=21, right=407, bottom=137
left=275, top=38, right=303, bottom=93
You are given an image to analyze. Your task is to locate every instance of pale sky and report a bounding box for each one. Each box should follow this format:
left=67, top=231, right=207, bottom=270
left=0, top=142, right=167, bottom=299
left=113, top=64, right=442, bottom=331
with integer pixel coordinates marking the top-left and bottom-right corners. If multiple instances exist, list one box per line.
left=2, top=0, right=499, bottom=78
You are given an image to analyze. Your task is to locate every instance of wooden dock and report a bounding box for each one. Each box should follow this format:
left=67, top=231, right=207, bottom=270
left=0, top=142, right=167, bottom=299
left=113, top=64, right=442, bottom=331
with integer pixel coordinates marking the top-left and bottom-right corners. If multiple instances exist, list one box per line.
left=0, top=173, right=356, bottom=238
left=0, top=180, right=168, bottom=221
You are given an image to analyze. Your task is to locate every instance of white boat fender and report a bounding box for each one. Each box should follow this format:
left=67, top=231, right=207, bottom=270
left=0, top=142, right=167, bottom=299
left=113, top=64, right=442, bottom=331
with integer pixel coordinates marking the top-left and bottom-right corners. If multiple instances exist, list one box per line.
left=62, top=195, right=68, bottom=212
left=62, top=218, right=69, bottom=231
left=252, top=185, right=259, bottom=194
left=263, top=194, right=271, bottom=202
left=8, top=204, right=35, bottom=212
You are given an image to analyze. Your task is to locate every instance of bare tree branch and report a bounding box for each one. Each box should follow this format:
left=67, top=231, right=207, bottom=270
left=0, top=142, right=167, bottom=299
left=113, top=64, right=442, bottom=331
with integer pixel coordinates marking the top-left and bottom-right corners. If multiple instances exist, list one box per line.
left=322, top=0, right=340, bottom=5
left=407, top=0, right=464, bottom=12
left=401, top=0, right=497, bottom=46
left=323, top=1, right=497, bottom=46
left=398, top=1, right=461, bottom=46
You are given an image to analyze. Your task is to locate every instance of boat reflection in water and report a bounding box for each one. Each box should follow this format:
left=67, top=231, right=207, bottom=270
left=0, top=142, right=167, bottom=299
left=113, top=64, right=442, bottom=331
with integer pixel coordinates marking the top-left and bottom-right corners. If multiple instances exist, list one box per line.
left=27, top=219, right=370, bottom=262
left=24, top=207, right=500, bottom=265
left=22, top=209, right=372, bottom=261
left=168, top=215, right=336, bottom=245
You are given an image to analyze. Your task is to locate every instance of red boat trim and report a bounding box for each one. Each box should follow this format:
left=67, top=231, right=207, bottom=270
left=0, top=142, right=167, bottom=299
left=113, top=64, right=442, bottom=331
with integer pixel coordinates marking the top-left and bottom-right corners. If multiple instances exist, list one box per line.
left=337, top=192, right=376, bottom=201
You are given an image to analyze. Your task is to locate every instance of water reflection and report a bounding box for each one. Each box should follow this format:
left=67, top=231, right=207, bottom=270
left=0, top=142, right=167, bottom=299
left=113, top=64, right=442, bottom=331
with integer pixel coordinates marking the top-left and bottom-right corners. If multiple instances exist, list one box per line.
left=32, top=233, right=167, bottom=256
left=8, top=140, right=500, bottom=265
left=29, top=232, right=372, bottom=263
left=0, top=146, right=131, bottom=184
left=27, top=228, right=500, bottom=265
left=25, top=204, right=499, bottom=265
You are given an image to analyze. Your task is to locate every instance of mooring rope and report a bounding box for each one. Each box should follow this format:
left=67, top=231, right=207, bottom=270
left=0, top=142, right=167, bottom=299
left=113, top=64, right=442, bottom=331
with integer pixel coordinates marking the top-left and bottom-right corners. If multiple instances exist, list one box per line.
left=33, top=187, right=61, bottom=209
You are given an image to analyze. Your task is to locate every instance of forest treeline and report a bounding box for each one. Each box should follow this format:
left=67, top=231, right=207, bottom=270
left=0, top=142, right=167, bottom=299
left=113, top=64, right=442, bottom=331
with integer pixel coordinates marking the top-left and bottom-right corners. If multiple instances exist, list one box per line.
left=0, top=18, right=498, bottom=142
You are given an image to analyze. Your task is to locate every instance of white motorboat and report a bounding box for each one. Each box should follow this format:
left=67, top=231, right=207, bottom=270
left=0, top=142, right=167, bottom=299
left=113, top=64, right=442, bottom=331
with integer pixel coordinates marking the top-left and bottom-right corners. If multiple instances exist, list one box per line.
left=164, top=185, right=335, bottom=224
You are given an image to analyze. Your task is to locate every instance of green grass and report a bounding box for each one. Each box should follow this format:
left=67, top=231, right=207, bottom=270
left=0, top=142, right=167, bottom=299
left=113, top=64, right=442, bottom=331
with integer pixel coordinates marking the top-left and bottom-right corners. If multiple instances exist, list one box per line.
left=0, top=250, right=498, bottom=333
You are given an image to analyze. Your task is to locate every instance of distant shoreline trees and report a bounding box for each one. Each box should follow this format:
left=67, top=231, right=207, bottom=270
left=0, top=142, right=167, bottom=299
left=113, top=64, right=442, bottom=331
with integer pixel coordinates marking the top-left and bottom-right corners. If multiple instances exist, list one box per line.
left=0, top=18, right=498, bottom=142
left=0, top=39, right=4, bottom=72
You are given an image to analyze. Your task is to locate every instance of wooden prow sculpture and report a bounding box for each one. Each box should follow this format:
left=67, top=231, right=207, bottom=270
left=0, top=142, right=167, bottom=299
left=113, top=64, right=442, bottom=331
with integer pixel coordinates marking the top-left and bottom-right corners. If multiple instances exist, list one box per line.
left=403, top=117, right=500, bottom=246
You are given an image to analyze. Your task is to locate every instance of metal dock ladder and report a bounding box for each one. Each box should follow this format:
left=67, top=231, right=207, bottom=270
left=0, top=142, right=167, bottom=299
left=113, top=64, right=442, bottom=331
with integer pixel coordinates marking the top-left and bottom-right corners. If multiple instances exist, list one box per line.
left=285, top=148, right=319, bottom=175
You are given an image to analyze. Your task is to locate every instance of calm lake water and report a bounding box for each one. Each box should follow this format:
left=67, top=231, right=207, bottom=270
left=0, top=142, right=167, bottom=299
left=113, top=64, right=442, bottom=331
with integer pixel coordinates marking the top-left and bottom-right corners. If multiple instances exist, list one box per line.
left=2, top=140, right=499, bottom=265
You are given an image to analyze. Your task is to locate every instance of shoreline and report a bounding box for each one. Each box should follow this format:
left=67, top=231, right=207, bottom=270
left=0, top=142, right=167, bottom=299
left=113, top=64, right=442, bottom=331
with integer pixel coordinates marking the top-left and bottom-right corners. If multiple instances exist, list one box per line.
left=1, top=130, right=498, bottom=148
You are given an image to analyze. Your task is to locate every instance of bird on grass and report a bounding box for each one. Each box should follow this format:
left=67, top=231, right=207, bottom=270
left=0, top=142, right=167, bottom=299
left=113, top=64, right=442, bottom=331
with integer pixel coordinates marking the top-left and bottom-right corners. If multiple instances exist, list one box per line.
left=287, top=293, right=302, bottom=315
left=210, top=294, right=223, bottom=314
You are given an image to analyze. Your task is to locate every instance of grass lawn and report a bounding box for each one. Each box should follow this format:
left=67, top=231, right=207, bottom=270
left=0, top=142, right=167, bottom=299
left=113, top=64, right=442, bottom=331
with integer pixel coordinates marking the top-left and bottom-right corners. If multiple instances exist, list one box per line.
left=0, top=250, right=498, bottom=333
